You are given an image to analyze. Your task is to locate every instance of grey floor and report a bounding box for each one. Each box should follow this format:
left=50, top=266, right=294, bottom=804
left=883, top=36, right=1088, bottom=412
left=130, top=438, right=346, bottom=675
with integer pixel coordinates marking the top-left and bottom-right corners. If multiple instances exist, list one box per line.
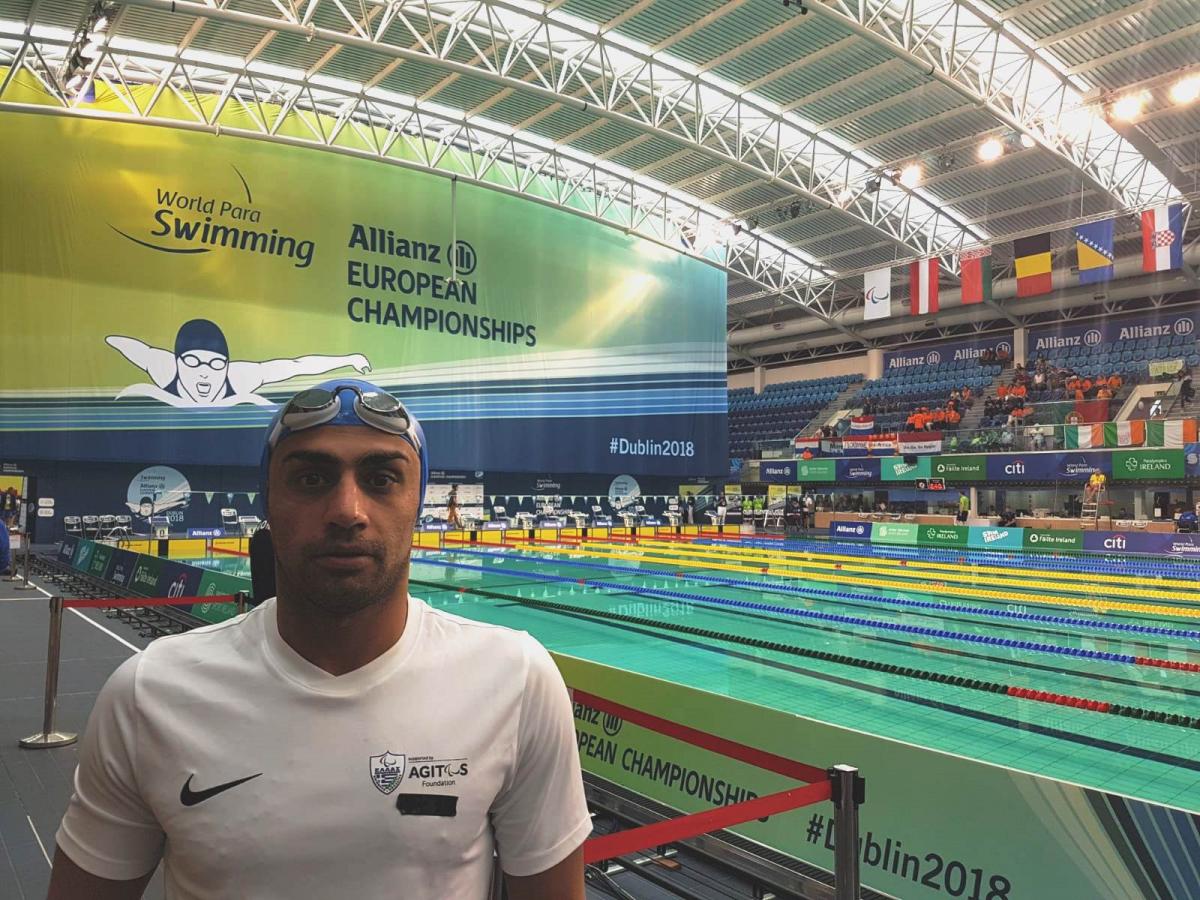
left=0, top=573, right=164, bottom=899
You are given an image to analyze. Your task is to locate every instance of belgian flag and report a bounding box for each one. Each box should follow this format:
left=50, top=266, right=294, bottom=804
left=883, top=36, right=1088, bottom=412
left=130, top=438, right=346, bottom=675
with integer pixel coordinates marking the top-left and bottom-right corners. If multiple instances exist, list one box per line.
left=1014, top=233, right=1053, bottom=298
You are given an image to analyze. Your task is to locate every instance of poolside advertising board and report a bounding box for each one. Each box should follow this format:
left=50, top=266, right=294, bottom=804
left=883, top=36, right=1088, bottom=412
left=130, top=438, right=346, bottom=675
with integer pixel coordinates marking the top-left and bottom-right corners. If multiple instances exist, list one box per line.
left=796, top=459, right=837, bottom=482
left=966, top=527, right=1024, bottom=551
left=829, top=521, right=873, bottom=541
left=1022, top=530, right=1084, bottom=552
left=931, top=454, right=987, bottom=481
left=1111, top=449, right=1185, bottom=481
left=881, top=457, right=931, bottom=482
left=836, top=458, right=881, bottom=482
left=917, top=524, right=969, bottom=549
left=561, top=655, right=1199, bottom=900
left=872, top=522, right=919, bottom=545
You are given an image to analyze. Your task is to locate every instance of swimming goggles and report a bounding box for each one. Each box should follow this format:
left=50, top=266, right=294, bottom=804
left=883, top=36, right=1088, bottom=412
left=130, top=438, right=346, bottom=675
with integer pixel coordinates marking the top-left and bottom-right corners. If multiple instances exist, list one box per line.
left=266, top=384, right=422, bottom=452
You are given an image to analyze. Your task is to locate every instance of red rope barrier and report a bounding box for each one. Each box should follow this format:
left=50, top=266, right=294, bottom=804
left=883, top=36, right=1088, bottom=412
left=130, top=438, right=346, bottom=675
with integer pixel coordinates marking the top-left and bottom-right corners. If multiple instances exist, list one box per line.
left=210, top=546, right=249, bottom=557
left=571, top=689, right=826, bottom=784
left=62, top=595, right=236, bottom=609
left=583, top=780, right=831, bottom=864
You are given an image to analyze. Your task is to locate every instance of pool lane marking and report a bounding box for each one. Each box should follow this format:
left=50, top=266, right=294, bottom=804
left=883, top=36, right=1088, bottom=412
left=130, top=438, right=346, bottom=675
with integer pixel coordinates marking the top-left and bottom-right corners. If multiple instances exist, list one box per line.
left=497, top=541, right=1200, bottom=620
left=431, top=547, right=1200, bottom=647
left=411, top=578, right=1200, bottom=759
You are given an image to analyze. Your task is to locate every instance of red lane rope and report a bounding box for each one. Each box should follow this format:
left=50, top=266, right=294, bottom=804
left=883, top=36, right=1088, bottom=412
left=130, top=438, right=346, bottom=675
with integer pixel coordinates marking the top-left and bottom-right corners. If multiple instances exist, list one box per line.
left=570, top=689, right=827, bottom=784
left=62, top=595, right=237, bottom=609
left=583, top=780, right=831, bottom=864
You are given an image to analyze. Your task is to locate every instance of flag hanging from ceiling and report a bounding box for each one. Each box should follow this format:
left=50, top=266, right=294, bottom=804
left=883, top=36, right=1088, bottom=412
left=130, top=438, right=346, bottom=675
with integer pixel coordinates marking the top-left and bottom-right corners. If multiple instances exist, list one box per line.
left=959, top=247, right=992, bottom=304
left=1141, top=203, right=1184, bottom=273
left=863, top=267, right=892, bottom=320
left=1074, top=218, right=1114, bottom=284
left=910, top=257, right=938, bottom=315
left=1014, top=233, right=1053, bottom=298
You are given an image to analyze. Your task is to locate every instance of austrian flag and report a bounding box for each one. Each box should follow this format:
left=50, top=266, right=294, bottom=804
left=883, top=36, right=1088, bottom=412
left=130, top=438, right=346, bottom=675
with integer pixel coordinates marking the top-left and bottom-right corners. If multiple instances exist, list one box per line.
left=910, top=257, right=938, bottom=315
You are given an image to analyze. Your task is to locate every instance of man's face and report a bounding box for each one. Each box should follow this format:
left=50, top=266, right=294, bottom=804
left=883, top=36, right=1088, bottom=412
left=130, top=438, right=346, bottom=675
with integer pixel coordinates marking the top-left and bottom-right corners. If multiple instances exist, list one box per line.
left=176, top=349, right=229, bottom=403
left=268, top=425, right=420, bottom=616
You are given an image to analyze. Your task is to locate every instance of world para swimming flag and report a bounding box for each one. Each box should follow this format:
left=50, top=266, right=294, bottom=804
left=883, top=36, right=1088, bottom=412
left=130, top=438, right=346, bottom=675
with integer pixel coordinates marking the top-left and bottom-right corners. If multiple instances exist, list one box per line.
left=1074, top=218, right=1114, bottom=284
left=909, top=257, right=938, bottom=315
left=863, top=267, right=892, bottom=321
left=959, top=247, right=991, bottom=304
left=1014, top=233, right=1053, bottom=298
left=1141, top=204, right=1184, bottom=273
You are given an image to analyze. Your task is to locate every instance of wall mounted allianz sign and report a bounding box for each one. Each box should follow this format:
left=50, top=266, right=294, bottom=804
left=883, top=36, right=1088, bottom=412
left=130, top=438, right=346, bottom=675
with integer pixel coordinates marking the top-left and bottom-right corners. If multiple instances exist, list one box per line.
left=881, top=333, right=1013, bottom=370
left=1028, top=309, right=1198, bottom=355
left=829, top=521, right=872, bottom=541
left=759, top=461, right=797, bottom=483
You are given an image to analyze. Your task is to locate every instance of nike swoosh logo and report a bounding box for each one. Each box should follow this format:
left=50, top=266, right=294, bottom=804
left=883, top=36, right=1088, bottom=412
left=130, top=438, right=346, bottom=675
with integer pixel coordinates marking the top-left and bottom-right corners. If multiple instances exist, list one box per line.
left=180, top=772, right=263, bottom=807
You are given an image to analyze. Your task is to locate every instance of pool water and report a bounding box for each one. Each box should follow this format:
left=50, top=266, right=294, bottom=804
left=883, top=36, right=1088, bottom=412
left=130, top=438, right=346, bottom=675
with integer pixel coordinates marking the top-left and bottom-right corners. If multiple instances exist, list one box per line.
left=181, top=537, right=1200, bottom=810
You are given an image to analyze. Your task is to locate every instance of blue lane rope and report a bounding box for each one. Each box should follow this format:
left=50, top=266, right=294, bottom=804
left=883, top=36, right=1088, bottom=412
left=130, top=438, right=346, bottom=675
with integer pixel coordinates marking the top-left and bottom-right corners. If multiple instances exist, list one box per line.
left=414, top=556, right=1150, bottom=665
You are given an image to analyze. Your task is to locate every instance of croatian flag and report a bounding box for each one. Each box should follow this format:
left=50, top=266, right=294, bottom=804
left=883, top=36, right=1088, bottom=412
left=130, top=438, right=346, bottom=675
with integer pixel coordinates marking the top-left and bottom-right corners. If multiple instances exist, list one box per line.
left=910, top=257, right=938, bottom=315
left=849, top=415, right=875, bottom=433
left=1141, top=204, right=1184, bottom=273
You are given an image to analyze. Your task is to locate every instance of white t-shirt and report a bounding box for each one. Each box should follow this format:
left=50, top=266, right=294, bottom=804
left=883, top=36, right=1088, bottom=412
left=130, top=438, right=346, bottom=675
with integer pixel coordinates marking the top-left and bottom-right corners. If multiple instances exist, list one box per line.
left=57, top=596, right=592, bottom=898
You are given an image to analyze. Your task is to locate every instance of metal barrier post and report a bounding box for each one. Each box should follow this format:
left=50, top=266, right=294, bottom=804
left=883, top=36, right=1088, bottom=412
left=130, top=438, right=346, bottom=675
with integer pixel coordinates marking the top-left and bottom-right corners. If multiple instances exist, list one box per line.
left=15, top=537, right=36, bottom=590
left=20, top=596, right=78, bottom=749
left=830, top=764, right=864, bottom=900
left=235, top=590, right=248, bottom=616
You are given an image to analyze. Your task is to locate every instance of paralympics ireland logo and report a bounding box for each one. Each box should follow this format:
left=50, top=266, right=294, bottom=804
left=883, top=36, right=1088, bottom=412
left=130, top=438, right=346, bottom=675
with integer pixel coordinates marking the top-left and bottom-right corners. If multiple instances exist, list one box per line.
left=1125, top=457, right=1140, bottom=473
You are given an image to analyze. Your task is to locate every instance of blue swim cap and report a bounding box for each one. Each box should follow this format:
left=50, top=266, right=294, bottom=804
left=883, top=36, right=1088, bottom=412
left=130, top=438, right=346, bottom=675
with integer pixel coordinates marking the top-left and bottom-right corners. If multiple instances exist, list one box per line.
left=175, top=319, right=229, bottom=358
left=260, top=378, right=428, bottom=519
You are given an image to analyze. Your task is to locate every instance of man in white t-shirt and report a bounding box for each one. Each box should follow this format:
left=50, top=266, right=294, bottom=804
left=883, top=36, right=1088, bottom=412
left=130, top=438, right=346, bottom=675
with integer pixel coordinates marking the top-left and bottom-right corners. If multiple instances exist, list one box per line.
left=49, top=379, right=591, bottom=899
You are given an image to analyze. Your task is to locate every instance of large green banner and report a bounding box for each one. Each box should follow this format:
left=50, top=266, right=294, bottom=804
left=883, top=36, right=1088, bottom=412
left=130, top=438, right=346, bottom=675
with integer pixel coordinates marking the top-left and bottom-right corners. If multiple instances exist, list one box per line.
left=795, top=459, right=837, bottom=482
left=0, top=102, right=726, bottom=475
left=1112, top=449, right=1184, bottom=481
left=932, top=454, right=987, bottom=481
left=560, top=656, right=1198, bottom=900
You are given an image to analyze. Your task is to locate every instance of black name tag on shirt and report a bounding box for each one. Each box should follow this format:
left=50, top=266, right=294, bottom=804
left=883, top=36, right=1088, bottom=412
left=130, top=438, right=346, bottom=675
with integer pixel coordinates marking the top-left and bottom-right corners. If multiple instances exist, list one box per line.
left=396, top=794, right=458, bottom=817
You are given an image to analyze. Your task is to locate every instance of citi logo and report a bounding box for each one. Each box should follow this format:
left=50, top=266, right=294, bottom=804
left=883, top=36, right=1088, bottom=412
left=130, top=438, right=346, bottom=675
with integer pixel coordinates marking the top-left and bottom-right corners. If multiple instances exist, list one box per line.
left=1005, top=461, right=1025, bottom=475
left=1104, top=535, right=1127, bottom=550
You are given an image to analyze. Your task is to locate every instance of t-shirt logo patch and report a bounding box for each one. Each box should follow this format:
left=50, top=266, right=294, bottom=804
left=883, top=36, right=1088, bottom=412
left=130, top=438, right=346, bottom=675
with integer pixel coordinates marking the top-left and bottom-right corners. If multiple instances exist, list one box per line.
left=370, top=752, right=406, bottom=795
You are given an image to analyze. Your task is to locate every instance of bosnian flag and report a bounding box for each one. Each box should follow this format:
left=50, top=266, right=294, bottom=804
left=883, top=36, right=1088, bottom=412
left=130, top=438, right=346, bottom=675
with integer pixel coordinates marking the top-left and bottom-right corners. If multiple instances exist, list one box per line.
left=850, top=415, right=875, bottom=433
left=910, top=257, right=938, bottom=315
left=863, top=268, right=892, bottom=321
left=1141, top=204, right=1184, bottom=273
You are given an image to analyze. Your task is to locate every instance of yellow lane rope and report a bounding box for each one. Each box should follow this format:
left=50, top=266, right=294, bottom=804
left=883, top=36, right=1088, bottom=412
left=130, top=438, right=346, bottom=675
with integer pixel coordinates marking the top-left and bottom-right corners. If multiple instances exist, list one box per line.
left=501, top=539, right=1200, bottom=620
left=626, top=538, right=1200, bottom=603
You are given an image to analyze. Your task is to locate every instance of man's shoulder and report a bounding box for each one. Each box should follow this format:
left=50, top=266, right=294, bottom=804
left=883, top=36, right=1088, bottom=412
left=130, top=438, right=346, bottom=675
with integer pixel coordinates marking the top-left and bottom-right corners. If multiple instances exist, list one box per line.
left=134, top=609, right=258, bottom=680
left=416, top=599, right=547, bottom=670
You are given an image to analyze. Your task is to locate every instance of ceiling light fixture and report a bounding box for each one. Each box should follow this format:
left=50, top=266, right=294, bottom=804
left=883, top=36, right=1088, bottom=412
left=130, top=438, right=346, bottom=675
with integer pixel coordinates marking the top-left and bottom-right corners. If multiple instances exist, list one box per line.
left=977, top=137, right=1004, bottom=162
left=898, top=163, right=921, bottom=189
left=1110, top=91, right=1147, bottom=122
left=1169, top=74, right=1200, bottom=106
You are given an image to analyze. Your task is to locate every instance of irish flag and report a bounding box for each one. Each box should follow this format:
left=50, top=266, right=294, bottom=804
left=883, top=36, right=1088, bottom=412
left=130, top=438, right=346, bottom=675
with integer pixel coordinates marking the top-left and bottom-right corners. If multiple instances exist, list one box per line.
left=1065, top=421, right=1145, bottom=448
left=1146, top=419, right=1199, bottom=448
